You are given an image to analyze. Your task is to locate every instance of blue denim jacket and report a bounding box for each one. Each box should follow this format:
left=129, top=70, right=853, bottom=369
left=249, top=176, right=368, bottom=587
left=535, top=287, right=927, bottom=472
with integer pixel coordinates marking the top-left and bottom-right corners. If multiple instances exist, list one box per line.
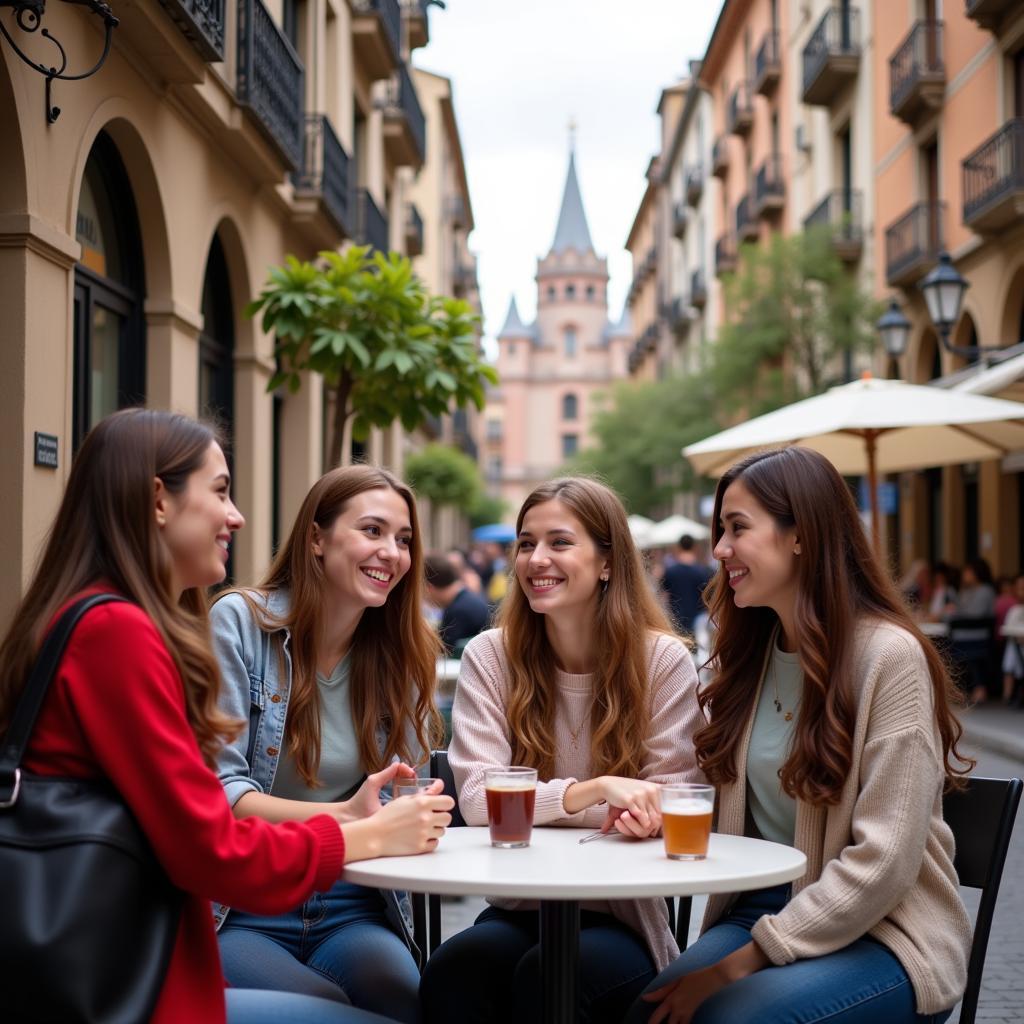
left=209, top=589, right=419, bottom=960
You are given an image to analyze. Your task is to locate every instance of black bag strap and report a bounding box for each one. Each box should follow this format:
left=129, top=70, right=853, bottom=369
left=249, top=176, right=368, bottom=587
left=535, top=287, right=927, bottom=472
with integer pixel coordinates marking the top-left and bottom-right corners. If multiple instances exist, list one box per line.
left=0, top=594, right=129, bottom=791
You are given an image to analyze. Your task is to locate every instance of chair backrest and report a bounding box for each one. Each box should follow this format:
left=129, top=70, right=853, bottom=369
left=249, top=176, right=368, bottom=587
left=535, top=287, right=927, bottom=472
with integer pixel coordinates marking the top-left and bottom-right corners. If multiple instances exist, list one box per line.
left=942, top=776, right=1022, bottom=1024
left=430, top=749, right=466, bottom=828
left=948, top=616, right=996, bottom=642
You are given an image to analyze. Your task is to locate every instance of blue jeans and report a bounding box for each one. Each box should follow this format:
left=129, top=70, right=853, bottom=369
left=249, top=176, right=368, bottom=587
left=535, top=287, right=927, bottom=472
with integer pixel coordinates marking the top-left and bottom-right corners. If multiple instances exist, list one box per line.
left=225, top=989, right=398, bottom=1023
left=625, top=886, right=954, bottom=1024
left=420, top=905, right=656, bottom=1024
left=219, top=880, right=420, bottom=1024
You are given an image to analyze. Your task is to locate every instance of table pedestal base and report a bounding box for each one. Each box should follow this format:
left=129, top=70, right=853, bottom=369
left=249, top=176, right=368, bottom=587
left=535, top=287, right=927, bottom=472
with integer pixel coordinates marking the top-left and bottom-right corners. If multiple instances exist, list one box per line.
left=540, top=899, right=579, bottom=1024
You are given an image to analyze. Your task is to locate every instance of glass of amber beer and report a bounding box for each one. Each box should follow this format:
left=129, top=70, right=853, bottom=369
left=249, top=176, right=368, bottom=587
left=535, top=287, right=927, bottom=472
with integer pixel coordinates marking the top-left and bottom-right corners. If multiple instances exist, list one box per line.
left=660, top=784, right=715, bottom=860
left=484, top=767, right=537, bottom=848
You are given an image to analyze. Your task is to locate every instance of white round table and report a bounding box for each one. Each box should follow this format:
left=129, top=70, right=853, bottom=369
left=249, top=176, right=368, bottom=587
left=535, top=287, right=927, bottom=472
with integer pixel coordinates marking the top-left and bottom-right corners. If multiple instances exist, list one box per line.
left=344, top=827, right=806, bottom=1023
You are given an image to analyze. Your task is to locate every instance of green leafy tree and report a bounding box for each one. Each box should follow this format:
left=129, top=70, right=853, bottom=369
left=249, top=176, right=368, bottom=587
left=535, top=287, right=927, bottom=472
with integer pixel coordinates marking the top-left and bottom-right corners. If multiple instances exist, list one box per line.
left=246, top=247, right=497, bottom=468
left=467, top=492, right=506, bottom=530
left=404, top=443, right=482, bottom=511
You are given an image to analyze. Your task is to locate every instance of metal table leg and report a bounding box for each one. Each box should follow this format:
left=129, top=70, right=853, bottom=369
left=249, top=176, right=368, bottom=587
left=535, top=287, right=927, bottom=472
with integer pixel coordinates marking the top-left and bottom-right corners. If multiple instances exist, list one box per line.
left=539, top=898, right=580, bottom=1024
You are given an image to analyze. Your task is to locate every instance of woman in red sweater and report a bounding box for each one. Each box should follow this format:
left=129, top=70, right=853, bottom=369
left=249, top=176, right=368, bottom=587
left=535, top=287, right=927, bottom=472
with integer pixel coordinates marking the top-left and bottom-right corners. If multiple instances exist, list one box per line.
left=0, top=408, right=452, bottom=1024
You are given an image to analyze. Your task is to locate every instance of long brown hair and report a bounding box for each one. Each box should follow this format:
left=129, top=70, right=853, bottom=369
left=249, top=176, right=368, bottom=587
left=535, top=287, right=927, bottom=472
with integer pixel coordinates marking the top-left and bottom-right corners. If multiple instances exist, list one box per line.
left=498, top=477, right=674, bottom=781
left=225, top=466, right=442, bottom=785
left=695, top=446, right=973, bottom=804
left=0, top=408, right=241, bottom=766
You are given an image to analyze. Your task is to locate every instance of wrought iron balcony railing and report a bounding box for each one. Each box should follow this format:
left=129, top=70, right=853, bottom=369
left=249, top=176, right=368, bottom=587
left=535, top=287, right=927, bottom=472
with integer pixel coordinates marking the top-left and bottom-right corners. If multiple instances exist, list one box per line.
left=715, top=234, right=737, bottom=276
left=962, top=118, right=1024, bottom=232
left=803, top=188, right=864, bottom=262
left=802, top=6, right=861, bottom=106
left=158, top=0, right=225, bottom=60
left=889, top=20, right=945, bottom=124
left=353, top=0, right=400, bottom=62
left=355, top=187, right=389, bottom=252
left=735, top=194, right=758, bottom=241
left=237, top=0, right=304, bottom=169
left=885, top=199, right=946, bottom=286
left=728, top=80, right=753, bottom=136
left=712, top=136, right=730, bottom=178
left=405, top=202, right=424, bottom=256
left=294, top=114, right=351, bottom=234
left=672, top=201, right=688, bottom=239
left=754, top=154, right=785, bottom=216
left=351, top=0, right=400, bottom=79
left=754, top=29, right=781, bottom=95
left=685, top=164, right=704, bottom=206
left=382, top=62, right=426, bottom=165
left=690, top=268, right=708, bottom=308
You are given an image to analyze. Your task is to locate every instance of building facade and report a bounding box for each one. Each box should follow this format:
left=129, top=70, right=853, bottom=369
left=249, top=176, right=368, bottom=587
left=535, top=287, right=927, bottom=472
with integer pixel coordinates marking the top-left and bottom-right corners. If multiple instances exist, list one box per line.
left=483, top=149, right=631, bottom=514
left=0, top=0, right=471, bottom=625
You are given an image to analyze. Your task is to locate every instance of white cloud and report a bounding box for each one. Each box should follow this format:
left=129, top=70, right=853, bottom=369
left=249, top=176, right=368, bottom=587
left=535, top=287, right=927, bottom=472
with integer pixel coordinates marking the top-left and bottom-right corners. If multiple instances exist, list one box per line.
left=415, top=0, right=722, bottom=353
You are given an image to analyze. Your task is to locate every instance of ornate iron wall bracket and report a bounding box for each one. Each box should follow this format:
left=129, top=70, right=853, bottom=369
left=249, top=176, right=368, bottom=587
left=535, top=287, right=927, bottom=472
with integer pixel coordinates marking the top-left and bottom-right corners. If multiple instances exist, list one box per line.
left=0, top=0, right=118, bottom=124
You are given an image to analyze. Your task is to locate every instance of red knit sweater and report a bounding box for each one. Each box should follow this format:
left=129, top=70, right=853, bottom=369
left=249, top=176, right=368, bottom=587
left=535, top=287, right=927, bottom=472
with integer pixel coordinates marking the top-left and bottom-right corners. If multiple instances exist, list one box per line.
left=22, top=593, right=346, bottom=1024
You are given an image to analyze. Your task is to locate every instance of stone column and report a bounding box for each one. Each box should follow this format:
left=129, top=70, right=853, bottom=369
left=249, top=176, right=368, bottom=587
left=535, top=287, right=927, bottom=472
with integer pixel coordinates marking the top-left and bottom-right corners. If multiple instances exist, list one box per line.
left=145, top=300, right=202, bottom=414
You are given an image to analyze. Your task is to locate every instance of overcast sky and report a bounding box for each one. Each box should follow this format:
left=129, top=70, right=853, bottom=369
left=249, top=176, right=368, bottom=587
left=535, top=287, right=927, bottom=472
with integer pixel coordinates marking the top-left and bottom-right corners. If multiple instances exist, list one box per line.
left=413, top=0, right=722, bottom=352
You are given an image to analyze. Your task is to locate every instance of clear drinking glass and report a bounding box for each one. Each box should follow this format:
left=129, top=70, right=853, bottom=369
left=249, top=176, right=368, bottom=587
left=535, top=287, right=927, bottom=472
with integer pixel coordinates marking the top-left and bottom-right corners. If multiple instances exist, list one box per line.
left=393, top=777, right=441, bottom=798
left=660, top=783, right=715, bottom=860
left=484, top=767, right=538, bottom=848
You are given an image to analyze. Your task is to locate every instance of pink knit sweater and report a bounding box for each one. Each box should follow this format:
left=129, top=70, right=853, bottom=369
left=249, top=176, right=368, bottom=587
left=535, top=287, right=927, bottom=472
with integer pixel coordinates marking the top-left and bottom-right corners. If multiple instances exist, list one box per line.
left=449, top=627, right=705, bottom=971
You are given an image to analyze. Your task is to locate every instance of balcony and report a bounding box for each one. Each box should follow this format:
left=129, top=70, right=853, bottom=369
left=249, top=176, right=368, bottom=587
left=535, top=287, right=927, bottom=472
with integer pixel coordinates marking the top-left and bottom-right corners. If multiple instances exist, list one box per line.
left=685, top=164, right=704, bottom=206
left=294, top=114, right=351, bottom=235
left=351, top=0, right=400, bottom=80
left=668, top=296, right=692, bottom=335
left=802, top=6, right=861, bottom=107
left=237, top=0, right=304, bottom=170
left=962, top=119, right=1024, bottom=233
left=382, top=63, right=426, bottom=167
left=404, top=203, right=424, bottom=256
left=885, top=199, right=945, bottom=287
left=966, top=0, right=1018, bottom=32
left=354, top=187, right=389, bottom=252
left=754, top=155, right=785, bottom=218
left=889, top=21, right=945, bottom=125
left=690, top=268, right=708, bottom=308
left=736, top=195, right=758, bottom=243
left=754, top=29, right=781, bottom=96
left=804, top=189, right=864, bottom=263
left=158, top=0, right=225, bottom=60
left=711, top=136, right=730, bottom=178
left=447, top=194, right=468, bottom=229
left=453, top=259, right=478, bottom=296
left=672, top=201, right=688, bottom=239
left=405, top=0, right=430, bottom=49
left=728, top=81, right=754, bottom=137
left=715, top=234, right=737, bottom=276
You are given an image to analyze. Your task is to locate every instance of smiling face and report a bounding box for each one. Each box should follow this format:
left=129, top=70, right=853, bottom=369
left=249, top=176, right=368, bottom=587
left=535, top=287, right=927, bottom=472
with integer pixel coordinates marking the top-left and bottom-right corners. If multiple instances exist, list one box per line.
left=713, top=478, right=801, bottom=622
left=313, top=487, right=413, bottom=610
left=515, top=499, right=609, bottom=624
left=157, top=442, right=244, bottom=594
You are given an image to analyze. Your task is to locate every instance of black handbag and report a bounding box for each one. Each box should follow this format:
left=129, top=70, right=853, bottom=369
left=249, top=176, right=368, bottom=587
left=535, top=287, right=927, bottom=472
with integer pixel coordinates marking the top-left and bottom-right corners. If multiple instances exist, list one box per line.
left=0, top=594, right=183, bottom=1023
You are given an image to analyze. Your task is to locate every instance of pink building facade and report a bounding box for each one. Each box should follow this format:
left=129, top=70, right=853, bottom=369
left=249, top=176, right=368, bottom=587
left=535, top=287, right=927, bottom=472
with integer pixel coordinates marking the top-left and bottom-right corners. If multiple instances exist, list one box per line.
left=481, top=150, right=631, bottom=515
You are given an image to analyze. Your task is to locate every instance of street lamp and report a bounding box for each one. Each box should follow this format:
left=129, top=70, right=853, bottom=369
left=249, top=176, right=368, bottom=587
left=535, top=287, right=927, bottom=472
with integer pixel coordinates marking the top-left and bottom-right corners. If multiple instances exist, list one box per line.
left=876, top=299, right=911, bottom=359
left=918, top=252, right=1001, bottom=361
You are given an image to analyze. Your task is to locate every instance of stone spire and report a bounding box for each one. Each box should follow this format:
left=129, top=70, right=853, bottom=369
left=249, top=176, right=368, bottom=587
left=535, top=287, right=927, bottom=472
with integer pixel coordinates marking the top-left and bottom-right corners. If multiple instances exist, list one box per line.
left=549, top=144, right=595, bottom=256
left=497, top=295, right=532, bottom=339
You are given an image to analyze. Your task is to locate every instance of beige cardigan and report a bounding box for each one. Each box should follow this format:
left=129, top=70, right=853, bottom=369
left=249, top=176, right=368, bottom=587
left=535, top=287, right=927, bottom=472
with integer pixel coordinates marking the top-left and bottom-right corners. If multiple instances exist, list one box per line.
left=704, top=619, right=971, bottom=1014
left=450, top=628, right=705, bottom=971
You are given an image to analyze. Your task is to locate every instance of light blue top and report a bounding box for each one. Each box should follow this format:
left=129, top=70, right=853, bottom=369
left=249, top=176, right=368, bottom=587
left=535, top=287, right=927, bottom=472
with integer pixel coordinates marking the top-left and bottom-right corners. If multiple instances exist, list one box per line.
left=746, top=640, right=802, bottom=846
left=270, top=655, right=363, bottom=801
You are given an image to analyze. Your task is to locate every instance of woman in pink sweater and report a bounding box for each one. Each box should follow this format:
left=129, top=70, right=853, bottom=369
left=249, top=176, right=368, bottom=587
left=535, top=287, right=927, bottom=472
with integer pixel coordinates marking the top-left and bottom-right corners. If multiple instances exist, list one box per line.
left=629, top=447, right=973, bottom=1024
left=420, top=477, right=704, bottom=1023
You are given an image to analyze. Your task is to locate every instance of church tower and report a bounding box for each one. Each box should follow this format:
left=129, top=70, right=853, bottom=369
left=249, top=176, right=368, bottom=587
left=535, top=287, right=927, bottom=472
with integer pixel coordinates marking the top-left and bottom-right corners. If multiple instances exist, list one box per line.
left=482, top=140, right=631, bottom=514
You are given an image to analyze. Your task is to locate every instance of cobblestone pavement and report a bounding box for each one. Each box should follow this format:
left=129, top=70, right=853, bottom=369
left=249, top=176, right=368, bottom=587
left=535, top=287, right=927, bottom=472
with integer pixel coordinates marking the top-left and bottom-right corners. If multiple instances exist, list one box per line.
left=437, top=742, right=1024, bottom=1023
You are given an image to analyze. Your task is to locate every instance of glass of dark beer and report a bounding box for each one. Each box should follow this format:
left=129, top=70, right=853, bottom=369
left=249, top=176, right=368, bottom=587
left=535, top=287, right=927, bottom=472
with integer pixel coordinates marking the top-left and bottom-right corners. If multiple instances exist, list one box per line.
left=660, top=783, right=715, bottom=860
left=484, top=767, right=537, bottom=848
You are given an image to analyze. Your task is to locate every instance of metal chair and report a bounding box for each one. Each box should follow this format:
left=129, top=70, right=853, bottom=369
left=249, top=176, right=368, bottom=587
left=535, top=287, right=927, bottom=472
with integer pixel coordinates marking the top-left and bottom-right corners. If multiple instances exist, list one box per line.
left=943, top=775, right=1022, bottom=1024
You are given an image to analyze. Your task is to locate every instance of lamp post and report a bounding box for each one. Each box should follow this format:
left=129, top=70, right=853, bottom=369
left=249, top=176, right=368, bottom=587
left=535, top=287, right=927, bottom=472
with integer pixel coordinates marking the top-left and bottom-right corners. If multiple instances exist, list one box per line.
left=919, top=252, right=1002, bottom=361
left=876, top=299, right=911, bottom=360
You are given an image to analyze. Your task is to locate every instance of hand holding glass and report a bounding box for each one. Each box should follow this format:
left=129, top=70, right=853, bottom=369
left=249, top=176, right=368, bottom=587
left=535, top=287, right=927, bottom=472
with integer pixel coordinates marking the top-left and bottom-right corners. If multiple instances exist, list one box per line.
left=484, top=767, right=537, bottom=848
left=660, top=784, right=715, bottom=860
left=393, top=777, right=441, bottom=799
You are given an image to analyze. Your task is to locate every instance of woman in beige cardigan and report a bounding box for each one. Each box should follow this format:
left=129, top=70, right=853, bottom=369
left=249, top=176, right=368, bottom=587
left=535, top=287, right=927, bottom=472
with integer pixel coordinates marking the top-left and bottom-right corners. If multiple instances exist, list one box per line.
left=629, top=447, right=973, bottom=1024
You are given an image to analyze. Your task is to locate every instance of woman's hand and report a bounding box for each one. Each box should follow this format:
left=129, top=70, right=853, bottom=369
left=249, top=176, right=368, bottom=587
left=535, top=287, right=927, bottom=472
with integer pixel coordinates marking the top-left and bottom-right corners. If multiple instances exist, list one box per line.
left=338, top=763, right=418, bottom=822
left=343, top=792, right=454, bottom=862
left=599, top=777, right=662, bottom=838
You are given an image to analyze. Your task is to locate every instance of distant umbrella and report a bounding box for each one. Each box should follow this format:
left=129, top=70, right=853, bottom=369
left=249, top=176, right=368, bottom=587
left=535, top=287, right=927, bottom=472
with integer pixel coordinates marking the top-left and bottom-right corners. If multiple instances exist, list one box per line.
left=471, top=523, right=517, bottom=544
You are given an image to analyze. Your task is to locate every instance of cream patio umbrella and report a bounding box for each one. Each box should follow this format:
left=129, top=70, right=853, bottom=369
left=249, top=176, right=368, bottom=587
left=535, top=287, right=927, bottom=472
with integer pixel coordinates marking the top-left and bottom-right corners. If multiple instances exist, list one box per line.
left=683, top=375, right=1024, bottom=553
left=643, top=513, right=711, bottom=548
left=626, top=515, right=655, bottom=547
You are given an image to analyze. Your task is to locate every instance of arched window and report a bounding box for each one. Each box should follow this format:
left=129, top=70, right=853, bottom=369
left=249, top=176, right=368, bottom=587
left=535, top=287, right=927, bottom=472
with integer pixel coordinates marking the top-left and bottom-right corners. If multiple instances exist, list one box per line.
left=546, top=285, right=556, bottom=301
left=562, top=393, right=578, bottom=420
left=565, top=283, right=577, bottom=300
left=564, top=328, right=577, bottom=359
left=586, top=284, right=595, bottom=301
left=199, top=233, right=235, bottom=429
left=73, top=131, right=146, bottom=450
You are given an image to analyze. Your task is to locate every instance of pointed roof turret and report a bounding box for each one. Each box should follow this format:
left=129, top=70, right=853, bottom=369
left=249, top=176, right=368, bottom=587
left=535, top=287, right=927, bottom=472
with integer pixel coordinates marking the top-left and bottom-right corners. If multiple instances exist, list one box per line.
left=497, top=295, right=533, bottom=340
left=550, top=148, right=595, bottom=255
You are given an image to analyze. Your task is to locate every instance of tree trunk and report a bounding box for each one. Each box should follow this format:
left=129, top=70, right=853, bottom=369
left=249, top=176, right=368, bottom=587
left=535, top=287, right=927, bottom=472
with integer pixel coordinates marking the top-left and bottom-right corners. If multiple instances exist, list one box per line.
left=328, top=373, right=354, bottom=469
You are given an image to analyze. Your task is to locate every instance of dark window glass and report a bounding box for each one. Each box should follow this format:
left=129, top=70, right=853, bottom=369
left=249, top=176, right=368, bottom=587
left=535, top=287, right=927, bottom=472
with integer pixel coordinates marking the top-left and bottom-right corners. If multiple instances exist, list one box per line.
left=562, top=434, right=578, bottom=458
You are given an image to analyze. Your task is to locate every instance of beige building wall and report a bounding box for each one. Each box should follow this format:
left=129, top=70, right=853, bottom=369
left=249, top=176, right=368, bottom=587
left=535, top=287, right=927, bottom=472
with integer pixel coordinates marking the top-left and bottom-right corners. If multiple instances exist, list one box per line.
left=0, top=0, right=459, bottom=625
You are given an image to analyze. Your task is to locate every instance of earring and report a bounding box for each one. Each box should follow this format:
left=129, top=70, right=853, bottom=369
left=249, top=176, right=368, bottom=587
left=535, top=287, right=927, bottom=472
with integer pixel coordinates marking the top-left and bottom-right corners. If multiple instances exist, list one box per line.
left=600, top=575, right=609, bottom=593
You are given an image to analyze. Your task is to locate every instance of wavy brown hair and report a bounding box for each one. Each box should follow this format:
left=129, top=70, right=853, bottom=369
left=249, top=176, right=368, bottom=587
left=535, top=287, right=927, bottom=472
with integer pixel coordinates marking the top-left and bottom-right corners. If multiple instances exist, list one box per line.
left=223, top=466, right=442, bottom=786
left=0, top=409, right=241, bottom=766
left=498, top=477, right=674, bottom=782
left=695, top=447, right=973, bottom=804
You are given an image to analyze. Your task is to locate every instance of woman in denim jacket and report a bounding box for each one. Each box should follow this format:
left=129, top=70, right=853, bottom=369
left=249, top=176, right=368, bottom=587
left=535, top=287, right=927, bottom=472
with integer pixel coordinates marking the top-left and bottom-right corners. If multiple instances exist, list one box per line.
left=211, top=466, right=443, bottom=1024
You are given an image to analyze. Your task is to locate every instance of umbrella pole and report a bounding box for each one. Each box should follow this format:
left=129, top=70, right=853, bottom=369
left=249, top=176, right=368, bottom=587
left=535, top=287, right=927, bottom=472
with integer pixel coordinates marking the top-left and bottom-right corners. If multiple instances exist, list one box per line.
left=865, top=431, right=881, bottom=559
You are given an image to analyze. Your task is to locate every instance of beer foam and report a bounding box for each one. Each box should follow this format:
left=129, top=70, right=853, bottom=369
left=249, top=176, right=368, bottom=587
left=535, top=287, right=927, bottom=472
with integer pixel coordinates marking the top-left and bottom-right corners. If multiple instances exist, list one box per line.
left=485, top=782, right=536, bottom=792
left=662, top=798, right=713, bottom=815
